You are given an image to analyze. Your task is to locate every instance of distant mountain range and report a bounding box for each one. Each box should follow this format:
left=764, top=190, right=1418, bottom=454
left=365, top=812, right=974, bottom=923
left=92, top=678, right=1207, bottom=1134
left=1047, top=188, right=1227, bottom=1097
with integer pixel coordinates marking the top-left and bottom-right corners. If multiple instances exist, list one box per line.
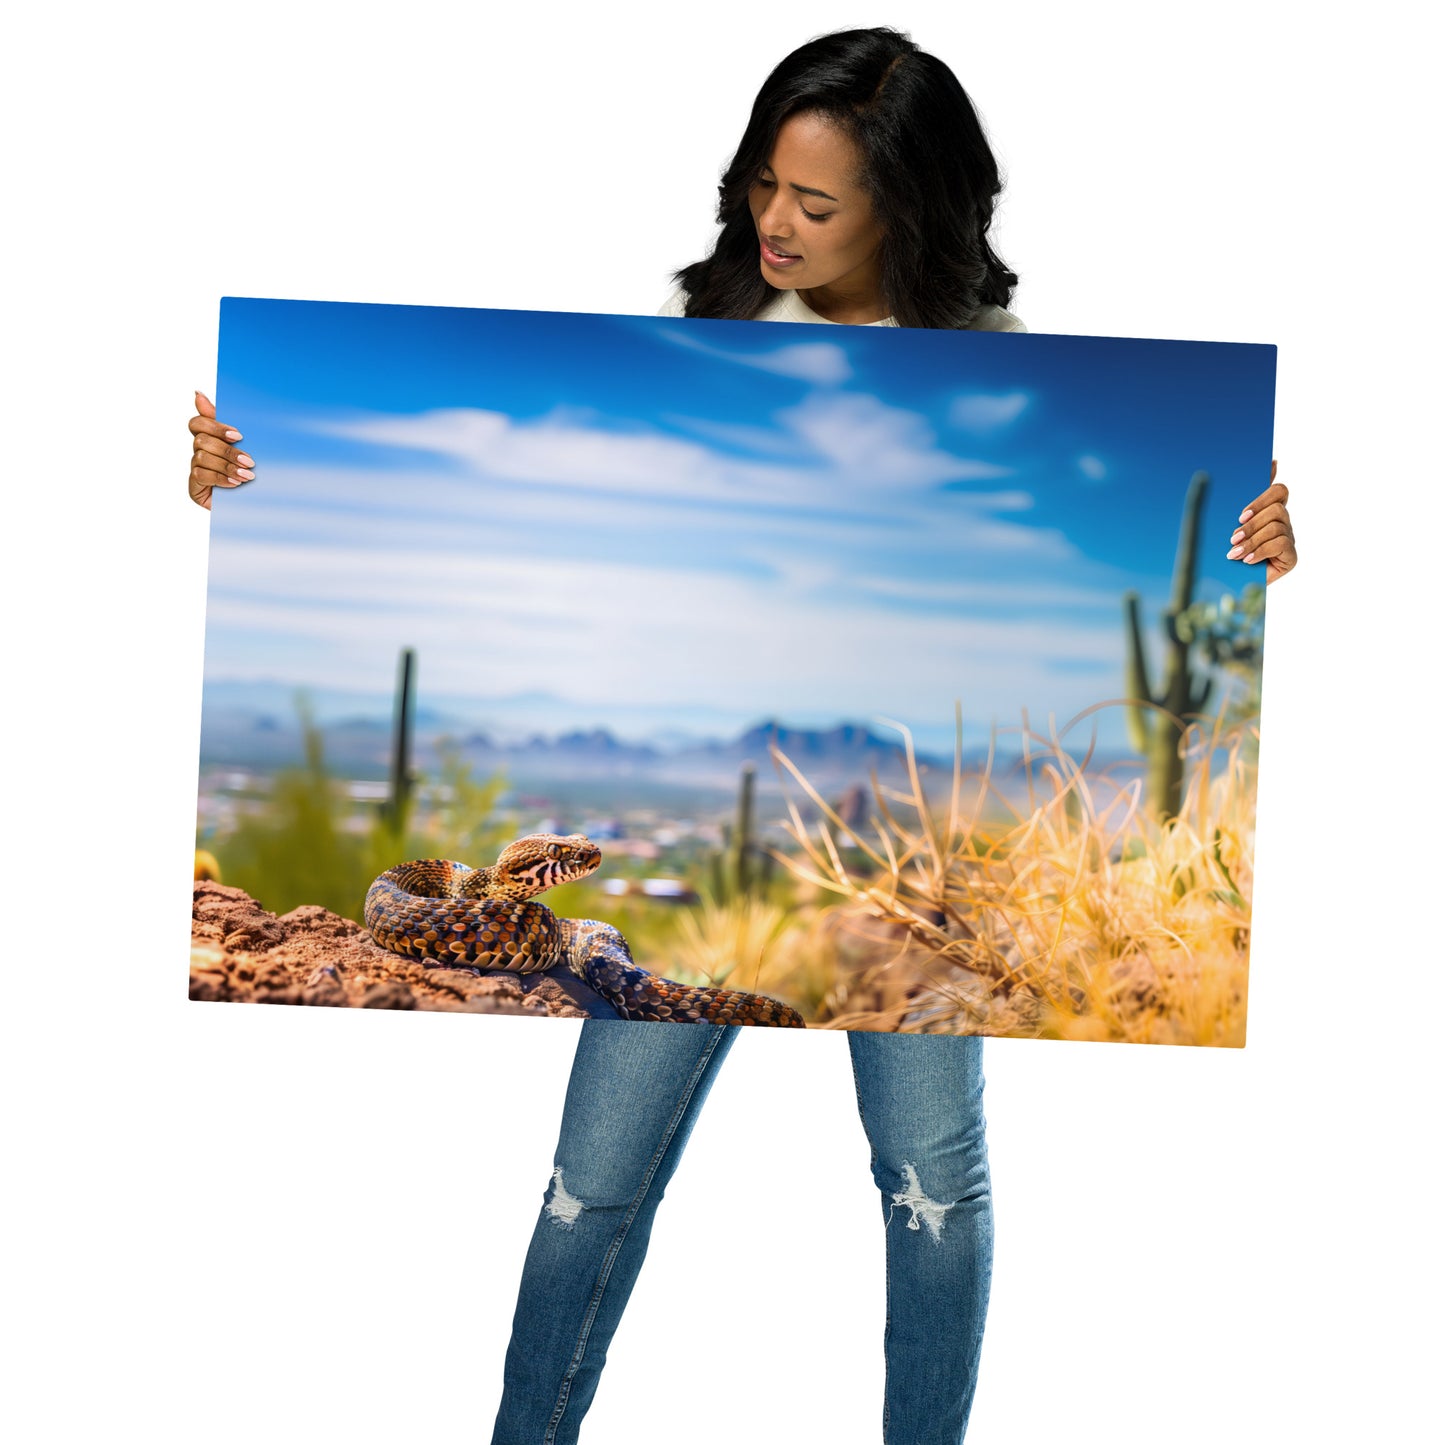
left=447, top=719, right=972, bottom=783
left=199, top=702, right=958, bottom=779
left=196, top=680, right=1141, bottom=796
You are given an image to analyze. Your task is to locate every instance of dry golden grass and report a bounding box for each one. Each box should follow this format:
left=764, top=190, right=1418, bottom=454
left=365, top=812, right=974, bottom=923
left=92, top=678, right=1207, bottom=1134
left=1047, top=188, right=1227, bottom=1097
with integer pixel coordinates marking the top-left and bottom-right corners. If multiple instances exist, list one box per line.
left=644, top=699, right=1256, bottom=1046
left=669, top=895, right=841, bottom=1021
left=750, top=702, right=1258, bottom=1045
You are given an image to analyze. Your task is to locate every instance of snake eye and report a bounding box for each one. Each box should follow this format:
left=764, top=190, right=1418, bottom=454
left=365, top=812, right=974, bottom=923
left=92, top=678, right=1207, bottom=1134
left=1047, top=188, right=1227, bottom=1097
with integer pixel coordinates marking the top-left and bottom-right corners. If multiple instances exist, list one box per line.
left=546, top=843, right=560, bottom=859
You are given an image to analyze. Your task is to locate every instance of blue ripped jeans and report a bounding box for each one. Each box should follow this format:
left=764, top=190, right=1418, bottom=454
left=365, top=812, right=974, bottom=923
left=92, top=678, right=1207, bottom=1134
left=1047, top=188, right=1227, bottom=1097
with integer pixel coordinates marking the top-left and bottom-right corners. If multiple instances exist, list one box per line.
left=490, top=1021, right=992, bottom=1445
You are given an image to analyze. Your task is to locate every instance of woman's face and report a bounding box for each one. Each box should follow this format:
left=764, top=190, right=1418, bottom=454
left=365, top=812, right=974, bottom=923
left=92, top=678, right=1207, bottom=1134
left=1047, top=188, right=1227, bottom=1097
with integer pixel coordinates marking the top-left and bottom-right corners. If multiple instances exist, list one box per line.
left=747, top=110, right=884, bottom=295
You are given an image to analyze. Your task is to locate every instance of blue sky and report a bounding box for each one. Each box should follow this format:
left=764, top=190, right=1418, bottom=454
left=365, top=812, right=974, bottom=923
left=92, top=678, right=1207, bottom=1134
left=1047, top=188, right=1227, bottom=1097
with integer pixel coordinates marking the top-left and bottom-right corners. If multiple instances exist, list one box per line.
left=207, top=298, right=1275, bottom=754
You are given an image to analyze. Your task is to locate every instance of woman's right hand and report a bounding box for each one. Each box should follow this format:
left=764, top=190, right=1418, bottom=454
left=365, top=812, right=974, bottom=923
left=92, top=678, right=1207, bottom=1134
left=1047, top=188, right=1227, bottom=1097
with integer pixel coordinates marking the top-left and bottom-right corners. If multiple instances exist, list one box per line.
left=188, top=390, right=254, bottom=510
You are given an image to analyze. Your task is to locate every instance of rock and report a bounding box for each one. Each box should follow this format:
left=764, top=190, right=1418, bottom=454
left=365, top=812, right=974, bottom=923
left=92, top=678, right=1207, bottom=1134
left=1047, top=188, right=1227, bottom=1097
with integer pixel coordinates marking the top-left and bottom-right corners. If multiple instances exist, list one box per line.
left=189, top=880, right=617, bottom=1020
left=360, top=981, right=416, bottom=1010
left=515, top=970, right=620, bottom=1019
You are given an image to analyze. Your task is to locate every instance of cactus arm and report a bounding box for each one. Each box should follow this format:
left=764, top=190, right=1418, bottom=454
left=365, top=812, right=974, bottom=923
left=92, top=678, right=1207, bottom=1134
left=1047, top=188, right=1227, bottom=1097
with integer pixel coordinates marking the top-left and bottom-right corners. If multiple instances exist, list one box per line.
left=1123, top=590, right=1154, bottom=755
left=729, top=762, right=757, bottom=897
left=384, top=646, right=416, bottom=838
left=1156, top=472, right=1211, bottom=713
left=1169, top=471, right=1210, bottom=615
left=1123, top=472, right=1215, bottom=819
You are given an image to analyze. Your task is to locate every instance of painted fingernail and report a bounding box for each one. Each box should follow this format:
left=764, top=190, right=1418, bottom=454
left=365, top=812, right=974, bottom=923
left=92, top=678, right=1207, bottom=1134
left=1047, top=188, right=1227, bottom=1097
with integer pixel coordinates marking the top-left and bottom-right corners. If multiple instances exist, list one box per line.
left=225, top=429, right=242, bottom=441
left=1227, top=545, right=1244, bottom=559
left=1243, top=552, right=1256, bottom=563
left=235, top=468, right=255, bottom=480
left=1230, top=528, right=1244, bottom=543
left=236, top=452, right=254, bottom=466
left=1238, top=509, right=1254, bottom=522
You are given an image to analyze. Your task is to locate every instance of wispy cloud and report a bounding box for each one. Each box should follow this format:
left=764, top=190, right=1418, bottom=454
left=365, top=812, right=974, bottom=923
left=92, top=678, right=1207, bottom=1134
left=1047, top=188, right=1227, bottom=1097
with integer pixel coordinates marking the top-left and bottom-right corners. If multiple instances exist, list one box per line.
left=204, top=536, right=1125, bottom=729
left=657, top=413, right=810, bottom=459
left=773, top=392, right=1013, bottom=485
left=1078, top=454, right=1108, bottom=482
left=944, top=489, right=1035, bottom=512
left=949, top=390, right=1031, bottom=431
left=228, top=456, right=1068, bottom=580
left=305, top=393, right=1014, bottom=509
left=309, top=405, right=801, bottom=506
left=854, top=574, right=1124, bottom=610
left=655, top=326, right=853, bottom=385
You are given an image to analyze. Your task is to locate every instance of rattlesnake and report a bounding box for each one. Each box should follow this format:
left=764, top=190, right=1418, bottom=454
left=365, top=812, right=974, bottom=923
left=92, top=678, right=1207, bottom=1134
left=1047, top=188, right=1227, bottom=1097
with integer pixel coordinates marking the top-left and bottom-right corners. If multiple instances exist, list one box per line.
left=365, top=832, right=805, bottom=1026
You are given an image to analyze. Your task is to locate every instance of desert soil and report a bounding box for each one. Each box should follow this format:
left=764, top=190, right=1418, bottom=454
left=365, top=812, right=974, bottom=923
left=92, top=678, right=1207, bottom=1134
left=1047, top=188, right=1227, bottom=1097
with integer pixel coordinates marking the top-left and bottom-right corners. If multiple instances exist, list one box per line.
left=189, top=880, right=620, bottom=1019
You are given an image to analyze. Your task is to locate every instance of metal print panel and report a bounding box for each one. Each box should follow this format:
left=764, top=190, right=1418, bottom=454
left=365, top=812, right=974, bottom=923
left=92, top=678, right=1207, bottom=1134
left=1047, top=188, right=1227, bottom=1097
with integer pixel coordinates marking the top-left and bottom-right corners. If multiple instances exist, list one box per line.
left=191, top=299, right=1275, bottom=1045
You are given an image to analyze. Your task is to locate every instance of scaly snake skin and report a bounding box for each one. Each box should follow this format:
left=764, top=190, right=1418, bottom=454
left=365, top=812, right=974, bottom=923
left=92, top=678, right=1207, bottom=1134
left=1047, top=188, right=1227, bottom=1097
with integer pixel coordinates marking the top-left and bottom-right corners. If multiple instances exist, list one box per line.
left=365, top=832, right=805, bottom=1027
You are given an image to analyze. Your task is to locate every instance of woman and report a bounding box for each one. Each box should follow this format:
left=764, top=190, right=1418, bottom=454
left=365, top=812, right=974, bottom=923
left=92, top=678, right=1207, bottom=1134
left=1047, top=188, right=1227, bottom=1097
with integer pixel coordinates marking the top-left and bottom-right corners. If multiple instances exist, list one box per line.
left=187, top=28, right=1297, bottom=1443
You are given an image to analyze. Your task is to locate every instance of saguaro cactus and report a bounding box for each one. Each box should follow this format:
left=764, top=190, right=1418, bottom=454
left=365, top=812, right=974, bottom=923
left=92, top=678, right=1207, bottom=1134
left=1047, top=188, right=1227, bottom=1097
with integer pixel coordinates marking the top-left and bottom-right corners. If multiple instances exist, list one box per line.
left=728, top=761, right=758, bottom=896
left=383, top=646, right=416, bottom=838
left=1123, top=471, right=1214, bottom=819
left=709, top=762, right=760, bottom=903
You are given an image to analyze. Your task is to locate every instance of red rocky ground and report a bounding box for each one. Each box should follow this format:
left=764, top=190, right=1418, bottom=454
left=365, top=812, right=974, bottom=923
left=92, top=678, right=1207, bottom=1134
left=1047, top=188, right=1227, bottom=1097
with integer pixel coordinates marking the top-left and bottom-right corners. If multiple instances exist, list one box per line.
left=189, top=880, right=619, bottom=1019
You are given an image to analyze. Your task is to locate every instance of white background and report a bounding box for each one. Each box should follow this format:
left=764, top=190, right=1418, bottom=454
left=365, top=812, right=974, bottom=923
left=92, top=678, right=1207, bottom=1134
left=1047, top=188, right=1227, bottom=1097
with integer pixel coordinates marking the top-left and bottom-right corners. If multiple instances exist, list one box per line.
left=4, top=3, right=1438, bottom=1441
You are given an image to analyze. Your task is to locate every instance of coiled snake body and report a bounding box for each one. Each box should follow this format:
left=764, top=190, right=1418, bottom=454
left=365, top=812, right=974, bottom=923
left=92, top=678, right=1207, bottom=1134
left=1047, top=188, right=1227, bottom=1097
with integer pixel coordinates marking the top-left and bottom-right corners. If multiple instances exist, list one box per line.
left=365, top=833, right=805, bottom=1027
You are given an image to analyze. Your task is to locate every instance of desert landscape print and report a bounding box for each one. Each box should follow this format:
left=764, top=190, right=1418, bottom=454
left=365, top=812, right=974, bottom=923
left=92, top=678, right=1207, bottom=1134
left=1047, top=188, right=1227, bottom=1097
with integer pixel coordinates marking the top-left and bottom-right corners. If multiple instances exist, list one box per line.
left=192, top=299, right=1275, bottom=1044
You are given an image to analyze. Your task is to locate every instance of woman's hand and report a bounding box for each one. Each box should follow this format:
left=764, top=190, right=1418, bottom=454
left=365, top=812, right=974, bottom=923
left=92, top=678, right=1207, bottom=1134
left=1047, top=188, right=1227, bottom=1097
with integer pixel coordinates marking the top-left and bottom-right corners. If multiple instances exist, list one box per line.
left=1227, top=460, right=1297, bottom=584
left=188, top=391, right=254, bottom=510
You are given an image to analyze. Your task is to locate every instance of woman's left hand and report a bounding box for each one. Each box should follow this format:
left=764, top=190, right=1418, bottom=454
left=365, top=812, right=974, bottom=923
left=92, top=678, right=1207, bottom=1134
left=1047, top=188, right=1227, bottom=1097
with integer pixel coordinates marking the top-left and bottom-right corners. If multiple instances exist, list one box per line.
left=1228, top=460, right=1297, bottom=584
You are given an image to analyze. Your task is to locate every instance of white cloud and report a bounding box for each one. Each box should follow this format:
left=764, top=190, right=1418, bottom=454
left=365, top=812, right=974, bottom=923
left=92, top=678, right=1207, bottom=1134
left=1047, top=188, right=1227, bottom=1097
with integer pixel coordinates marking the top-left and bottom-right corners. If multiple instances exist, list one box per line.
left=221, top=457, right=1070, bottom=611
left=773, top=392, right=1013, bottom=486
left=303, top=393, right=1014, bottom=514
left=218, top=464, right=823, bottom=564
left=203, top=534, right=1124, bottom=725
left=855, top=575, right=1123, bottom=610
left=753, top=342, right=853, bottom=385
left=657, top=413, right=809, bottom=458
left=941, top=489, right=1035, bottom=512
left=948, top=391, right=1031, bottom=431
left=1078, top=454, right=1108, bottom=481
left=212, top=396, right=1107, bottom=720
left=655, top=327, right=853, bottom=385
left=309, top=406, right=789, bottom=505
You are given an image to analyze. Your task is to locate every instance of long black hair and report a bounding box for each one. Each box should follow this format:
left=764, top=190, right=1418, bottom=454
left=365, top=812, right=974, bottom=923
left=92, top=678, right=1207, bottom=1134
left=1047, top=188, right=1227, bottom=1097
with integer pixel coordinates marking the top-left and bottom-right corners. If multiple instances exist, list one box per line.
left=671, top=27, right=1018, bottom=329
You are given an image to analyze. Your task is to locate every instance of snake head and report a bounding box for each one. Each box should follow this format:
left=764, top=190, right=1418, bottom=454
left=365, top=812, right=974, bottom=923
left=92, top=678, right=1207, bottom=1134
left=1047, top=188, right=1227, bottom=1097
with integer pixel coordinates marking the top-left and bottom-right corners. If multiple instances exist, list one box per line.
left=496, top=832, right=603, bottom=896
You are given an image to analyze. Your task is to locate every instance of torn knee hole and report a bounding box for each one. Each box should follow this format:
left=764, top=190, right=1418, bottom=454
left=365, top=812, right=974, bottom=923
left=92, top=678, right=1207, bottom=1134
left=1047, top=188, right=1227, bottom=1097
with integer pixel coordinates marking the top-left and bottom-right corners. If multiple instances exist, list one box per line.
left=544, top=1166, right=587, bottom=1228
left=889, top=1162, right=950, bottom=1242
